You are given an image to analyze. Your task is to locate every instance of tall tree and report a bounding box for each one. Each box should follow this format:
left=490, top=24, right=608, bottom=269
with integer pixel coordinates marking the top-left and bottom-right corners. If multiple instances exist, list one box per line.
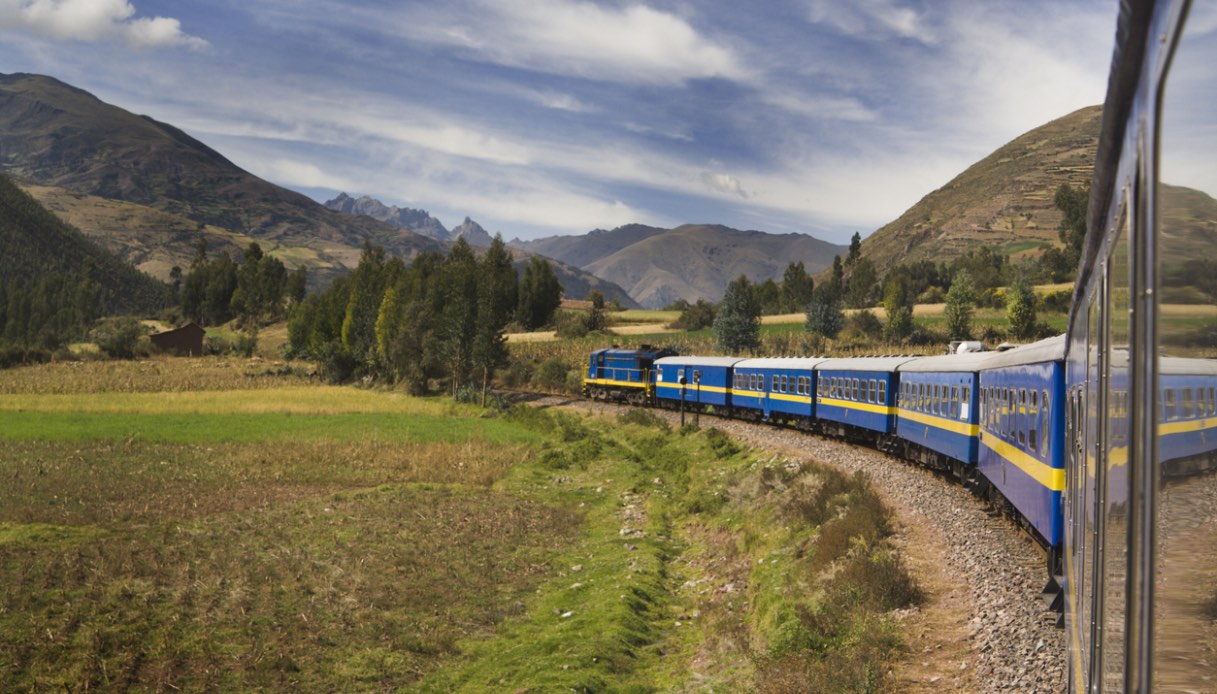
left=945, top=270, right=977, bottom=340
left=882, top=274, right=914, bottom=343
left=1055, top=182, right=1089, bottom=271
left=341, top=242, right=387, bottom=367
left=1006, top=276, right=1038, bottom=340
left=714, top=274, right=761, bottom=353
left=781, top=261, right=814, bottom=313
left=846, top=232, right=862, bottom=266
left=517, top=256, right=563, bottom=330
left=805, top=283, right=844, bottom=339
left=846, top=257, right=878, bottom=308
left=472, top=235, right=518, bottom=404
left=439, top=238, right=480, bottom=396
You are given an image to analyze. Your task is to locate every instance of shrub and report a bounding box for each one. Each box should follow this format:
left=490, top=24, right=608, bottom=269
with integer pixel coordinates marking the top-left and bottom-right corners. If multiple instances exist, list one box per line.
left=532, top=358, right=569, bottom=391
left=618, top=408, right=671, bottom=432
left=92, top=316, right=146, bottom=359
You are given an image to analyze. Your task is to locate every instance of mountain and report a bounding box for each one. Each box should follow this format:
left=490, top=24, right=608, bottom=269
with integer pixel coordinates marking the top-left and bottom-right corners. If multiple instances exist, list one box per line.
left=324, top=193, right=450, bottom=241
left=0, top=172, right=167, bottom=315
left=514, top=223, right=845, bottom=309
left=448, top=217, right=493, bottom=248
left=0, top=72, right=444, bottom=286
left=511, top=223, right=668, bottom=268
left=319, top=193, right=638, bottom=306
left=857, top=104, right=1102, bottom=276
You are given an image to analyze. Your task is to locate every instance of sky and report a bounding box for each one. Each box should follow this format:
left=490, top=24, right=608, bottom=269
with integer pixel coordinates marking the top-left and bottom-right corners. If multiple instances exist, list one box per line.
left=0, top=0, right=1120, bottom=244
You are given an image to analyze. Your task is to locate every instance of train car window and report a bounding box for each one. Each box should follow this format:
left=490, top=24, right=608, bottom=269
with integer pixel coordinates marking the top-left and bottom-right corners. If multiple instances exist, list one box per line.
left=868, top=379, right=876, bottom=403
left=1155, top=15, right=1217, bottom=688
left=1018, top=389, right=1027, bottom=446
left=879, top=381, right=887, bottom=405
left=1183, top=388, right=1194, bottom=419
left=1042, top=391, right=1050, bottom=457
left=961, top=386, right=970, bottom=420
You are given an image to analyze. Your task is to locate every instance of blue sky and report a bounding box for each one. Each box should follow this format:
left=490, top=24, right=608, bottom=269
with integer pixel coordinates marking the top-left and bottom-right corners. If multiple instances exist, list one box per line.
left=0, top=0, right=1119, bottom=243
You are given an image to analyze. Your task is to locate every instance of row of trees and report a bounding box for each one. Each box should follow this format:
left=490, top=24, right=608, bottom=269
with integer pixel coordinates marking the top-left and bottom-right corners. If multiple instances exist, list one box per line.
left=711, top=264, right=1047, bottom=354
left=180, top=241, right=306, bottom=326
left=286, top=237, right=563, bottom=398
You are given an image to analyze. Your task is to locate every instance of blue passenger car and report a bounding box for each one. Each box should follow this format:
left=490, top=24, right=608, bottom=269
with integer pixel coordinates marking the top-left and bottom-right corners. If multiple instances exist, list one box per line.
left=814, top=357, right=915, bottom=440
left=730, top=358, right=827, bottom=425
left=1158, top=356, right=1217, bottom=473
left=896, top=352, right=992, bottom=472
left=978, top=335, right=1066, bottom=547
left=584, top=345, right=676, bottom=403
left=653, top=356, right=742, bottom=411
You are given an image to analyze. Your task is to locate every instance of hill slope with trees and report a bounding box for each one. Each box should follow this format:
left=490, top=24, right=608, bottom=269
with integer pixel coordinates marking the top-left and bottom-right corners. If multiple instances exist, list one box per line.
left=0, top=172, right=168, bottom=350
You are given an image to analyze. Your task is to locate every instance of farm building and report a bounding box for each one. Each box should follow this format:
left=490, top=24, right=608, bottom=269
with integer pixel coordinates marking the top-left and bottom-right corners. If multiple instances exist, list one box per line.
left=150, top=322, right=205, bottom=356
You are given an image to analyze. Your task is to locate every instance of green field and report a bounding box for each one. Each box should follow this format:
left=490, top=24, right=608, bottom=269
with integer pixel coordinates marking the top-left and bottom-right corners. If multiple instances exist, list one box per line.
left=0, top=360, right=918, bottom=691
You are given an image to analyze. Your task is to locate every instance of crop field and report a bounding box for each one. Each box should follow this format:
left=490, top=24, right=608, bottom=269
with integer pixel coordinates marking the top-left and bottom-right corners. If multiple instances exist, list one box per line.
left=0, top=358, right=919, bottom=691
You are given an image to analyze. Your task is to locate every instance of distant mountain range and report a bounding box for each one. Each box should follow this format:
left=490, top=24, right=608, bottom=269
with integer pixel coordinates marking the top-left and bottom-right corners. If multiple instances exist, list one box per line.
left=0, top=72, right=634, bottom=305
left=514, top=224, right=847, bottom=309
left=0, top=72, right=1144, bottom=314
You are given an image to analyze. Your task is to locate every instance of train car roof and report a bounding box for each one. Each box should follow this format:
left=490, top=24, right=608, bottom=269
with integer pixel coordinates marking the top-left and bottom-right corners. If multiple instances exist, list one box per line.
left=1160, top=356, right=1217, bottom=376
left=979, top=334, right=1067, bottom=369
left=815, top=356, right=918, bottom=372
left=654, top=356, right=744, bottom=368
left=733, top=357, right=831, bottom=370
left=897, top=351, right=996, bottom=373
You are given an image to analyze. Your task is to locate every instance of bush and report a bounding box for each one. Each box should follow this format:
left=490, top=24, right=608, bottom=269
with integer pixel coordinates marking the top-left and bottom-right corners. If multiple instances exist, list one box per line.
left=618, top=408, right=671, bottom=432
left=554, top=310, right=590, bottom=339
left=92, top=316, right=146, bottom=359
left=532, top=358, right=569, bottom=391
left=234, top=327, right=258, bottom=357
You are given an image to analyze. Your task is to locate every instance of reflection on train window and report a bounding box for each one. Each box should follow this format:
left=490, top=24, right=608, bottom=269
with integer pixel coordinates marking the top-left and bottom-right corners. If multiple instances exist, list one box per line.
left=1042, top=391, right=1050, bottom=456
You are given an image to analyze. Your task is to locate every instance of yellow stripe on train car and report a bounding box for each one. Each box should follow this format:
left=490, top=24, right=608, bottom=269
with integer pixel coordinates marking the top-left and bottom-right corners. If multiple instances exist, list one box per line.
left=980, top=431, right=1065, bottom=491
left=897, top=408, right=980, bottom=437
left=816, top=397, right=895, bottom=416
left=584, top=378, right=647, bottom=389
left=655, top=382, right=731, bottom=395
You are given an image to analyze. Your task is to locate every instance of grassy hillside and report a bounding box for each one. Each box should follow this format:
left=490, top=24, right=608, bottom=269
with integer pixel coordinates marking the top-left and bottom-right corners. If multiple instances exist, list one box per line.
left=857, top=105, right=1102, bottom=276
left=0, top=73, right=444, bottom=287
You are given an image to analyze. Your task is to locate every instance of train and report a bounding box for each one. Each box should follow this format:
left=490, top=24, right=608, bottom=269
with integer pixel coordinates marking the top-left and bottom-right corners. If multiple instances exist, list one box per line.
left=586, top=1, right=1217, bottom=689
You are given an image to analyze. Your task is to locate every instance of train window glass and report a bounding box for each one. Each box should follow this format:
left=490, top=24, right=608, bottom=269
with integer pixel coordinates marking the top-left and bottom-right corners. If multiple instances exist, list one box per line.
left=961, top=386, right=970, bottom=420
left=951, top=386, right=959, bottom=415
left=1042, top=391, right=1050, bottom=456
left=879, top=381, right=887, bottom=405
left=1183, top=388, right=1194, bottom=419
left=1156, top=17, right=1217, bottom=686
left=868, top=380, right=875, bottom=403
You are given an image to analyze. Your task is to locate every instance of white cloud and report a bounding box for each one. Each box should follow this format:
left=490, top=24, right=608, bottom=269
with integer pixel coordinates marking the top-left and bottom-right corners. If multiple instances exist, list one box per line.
left=260, top=159, right=360, bottom=192
left=399, top=0, right=748, bottom=85
left=0, top=0, right=207, bottom=49
left=808, top=0, right=936, bottom=44
left=701, top=172, right=751, bottom=199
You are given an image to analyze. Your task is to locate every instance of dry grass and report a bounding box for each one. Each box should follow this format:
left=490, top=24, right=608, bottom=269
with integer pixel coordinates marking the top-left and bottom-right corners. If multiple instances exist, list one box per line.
left=0, top=357, right=317, bottom=395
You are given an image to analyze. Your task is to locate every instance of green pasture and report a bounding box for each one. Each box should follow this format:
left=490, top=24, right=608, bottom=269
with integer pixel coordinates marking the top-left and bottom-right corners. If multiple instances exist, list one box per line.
left=0, top=387, right=535, bottom=445
left=0, top=359, right=919, bottom=691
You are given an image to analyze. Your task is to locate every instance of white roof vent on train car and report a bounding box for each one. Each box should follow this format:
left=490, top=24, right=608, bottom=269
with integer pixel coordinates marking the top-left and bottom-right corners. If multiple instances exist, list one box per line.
left=954, top=340, right=986, bottom=354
